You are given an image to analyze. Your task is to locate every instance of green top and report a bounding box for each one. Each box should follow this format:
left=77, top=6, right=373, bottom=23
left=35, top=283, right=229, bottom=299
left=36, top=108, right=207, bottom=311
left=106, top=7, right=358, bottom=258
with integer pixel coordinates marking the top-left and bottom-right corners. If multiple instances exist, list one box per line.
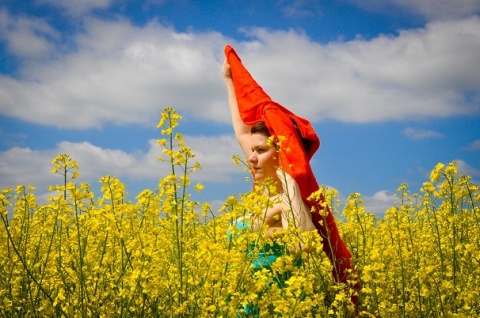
left=230, top=219, right=285, bottom=270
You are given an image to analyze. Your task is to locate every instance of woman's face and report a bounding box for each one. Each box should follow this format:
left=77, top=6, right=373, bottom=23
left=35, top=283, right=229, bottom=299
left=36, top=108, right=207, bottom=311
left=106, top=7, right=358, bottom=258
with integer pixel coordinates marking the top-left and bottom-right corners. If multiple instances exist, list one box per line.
left=248, top=133, right=279, bottom=183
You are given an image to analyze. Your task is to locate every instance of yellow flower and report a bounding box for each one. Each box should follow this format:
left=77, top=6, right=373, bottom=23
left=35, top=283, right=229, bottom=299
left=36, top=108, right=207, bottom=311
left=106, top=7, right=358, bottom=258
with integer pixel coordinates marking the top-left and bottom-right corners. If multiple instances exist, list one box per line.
left=194, top=183, right=204, bottom=192
left=157, top=138, right=167, bottom=146
left=430, top=162, right=445, bottom=182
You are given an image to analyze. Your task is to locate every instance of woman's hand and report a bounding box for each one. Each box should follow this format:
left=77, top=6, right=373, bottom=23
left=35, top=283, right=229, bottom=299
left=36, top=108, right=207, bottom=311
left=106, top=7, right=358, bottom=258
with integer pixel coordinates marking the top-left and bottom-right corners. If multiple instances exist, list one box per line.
left=222, top=59, right=232, bottom=79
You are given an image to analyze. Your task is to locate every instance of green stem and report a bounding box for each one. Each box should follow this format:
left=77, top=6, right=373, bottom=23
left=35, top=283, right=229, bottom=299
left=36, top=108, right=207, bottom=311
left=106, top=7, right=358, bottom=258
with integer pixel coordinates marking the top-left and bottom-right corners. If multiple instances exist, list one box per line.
left=394, top=208, right=407, bottom=318
left=0, top=205, right=67, bottom=316
left=73, top=190, right=87, bottom=317
left=444, top=174, right=458, bottom=313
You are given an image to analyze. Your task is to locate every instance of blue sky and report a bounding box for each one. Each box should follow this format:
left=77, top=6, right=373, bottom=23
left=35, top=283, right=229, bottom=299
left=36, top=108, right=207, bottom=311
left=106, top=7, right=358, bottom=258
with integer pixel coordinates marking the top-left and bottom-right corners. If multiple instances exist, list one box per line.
left=1, top=0, right=479, bottom=216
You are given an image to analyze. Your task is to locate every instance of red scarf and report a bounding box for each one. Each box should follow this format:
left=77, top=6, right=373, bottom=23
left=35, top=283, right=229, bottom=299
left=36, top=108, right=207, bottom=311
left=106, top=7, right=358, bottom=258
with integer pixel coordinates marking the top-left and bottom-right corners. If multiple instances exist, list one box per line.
left=225, top=45, right=354, bottom=285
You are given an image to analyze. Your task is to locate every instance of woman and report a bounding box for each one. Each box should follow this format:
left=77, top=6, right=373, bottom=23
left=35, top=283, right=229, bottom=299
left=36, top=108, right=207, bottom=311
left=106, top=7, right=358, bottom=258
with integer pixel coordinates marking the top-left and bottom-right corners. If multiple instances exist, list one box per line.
left=223, top=59, right=317, bottom=237
left=222, top=44, right=355, bottom=287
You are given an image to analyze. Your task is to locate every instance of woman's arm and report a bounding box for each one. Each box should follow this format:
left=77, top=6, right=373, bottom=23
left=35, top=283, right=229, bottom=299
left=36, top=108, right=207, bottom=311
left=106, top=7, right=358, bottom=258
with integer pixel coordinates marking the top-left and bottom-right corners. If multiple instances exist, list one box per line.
left=223, top=59, right=252, bottom=157
left=278, top=171, right=316, bottom=233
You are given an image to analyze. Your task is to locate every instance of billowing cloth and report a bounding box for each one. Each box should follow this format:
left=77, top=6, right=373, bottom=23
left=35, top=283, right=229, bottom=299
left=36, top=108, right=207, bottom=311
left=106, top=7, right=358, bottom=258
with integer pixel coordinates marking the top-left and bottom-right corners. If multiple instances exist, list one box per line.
left=225, top=45, right=353, bottom=285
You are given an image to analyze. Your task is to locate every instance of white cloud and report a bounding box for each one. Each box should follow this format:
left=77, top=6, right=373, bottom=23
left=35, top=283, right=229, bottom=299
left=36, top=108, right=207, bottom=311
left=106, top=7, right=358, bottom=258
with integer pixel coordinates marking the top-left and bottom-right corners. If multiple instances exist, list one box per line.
left=348, top=0, right=480, bottom=20
left=37, top=0, right=112, bottom=16
left=278, top=0, right=323, bottom=18
left=332, top=189, right=396, bottom=217
left=402, top=127, right=444, bottom=140
left=0, top=16, right=228, bottom=128
left=55, top=140, right=163, bottom=180
left=463, top=139, right=480, bottom=150
left=0, top=12, right=479, bottom=128
left=394, top=0, right=480, bottom=20
left=184, top=134, right=246, bottom=182
left=0, top=9, right=59, bottom=58
left=0, top=134, right=243, bottom=199
left=456, top=159, right=480, bottom=177
left=0, top=142, right=162, bottom=196
left=362, top=190, right=398, bottom=216
left=241, top=17, right=480, bottom=123
left=334, top=187, right=397, bottom=217
left=0, top=147, right=57, bottom=187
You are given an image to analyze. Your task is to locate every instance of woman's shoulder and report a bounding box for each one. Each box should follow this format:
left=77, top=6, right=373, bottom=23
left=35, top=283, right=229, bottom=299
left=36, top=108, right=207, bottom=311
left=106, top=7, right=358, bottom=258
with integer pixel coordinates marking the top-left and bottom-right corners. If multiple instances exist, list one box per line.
left=276, top=169, right=297, bottom=185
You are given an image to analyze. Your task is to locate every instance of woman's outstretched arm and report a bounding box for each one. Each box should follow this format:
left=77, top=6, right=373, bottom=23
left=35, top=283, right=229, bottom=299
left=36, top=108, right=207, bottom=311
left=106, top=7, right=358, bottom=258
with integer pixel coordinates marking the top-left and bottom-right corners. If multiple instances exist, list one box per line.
left=223, top=59, right=252, bottom=157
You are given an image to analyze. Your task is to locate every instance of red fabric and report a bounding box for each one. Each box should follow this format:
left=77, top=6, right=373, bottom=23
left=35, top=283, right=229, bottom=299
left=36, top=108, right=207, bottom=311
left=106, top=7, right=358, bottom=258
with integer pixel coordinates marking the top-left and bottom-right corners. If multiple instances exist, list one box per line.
left=225, top=44, right=354, bottom=284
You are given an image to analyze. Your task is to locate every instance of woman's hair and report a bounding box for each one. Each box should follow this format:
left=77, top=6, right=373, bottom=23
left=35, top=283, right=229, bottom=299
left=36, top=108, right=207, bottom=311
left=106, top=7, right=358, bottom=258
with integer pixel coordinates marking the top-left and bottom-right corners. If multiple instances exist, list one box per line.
left=250, top=121, right=270, bottom=137
left=251, top=120, right=311, bottom=154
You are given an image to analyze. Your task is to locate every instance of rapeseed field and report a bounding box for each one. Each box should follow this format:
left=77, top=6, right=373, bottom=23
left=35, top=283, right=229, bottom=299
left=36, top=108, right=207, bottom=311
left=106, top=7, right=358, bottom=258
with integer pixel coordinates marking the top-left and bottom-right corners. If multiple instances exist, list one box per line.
left=1, top=108, right=478, bottom=317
